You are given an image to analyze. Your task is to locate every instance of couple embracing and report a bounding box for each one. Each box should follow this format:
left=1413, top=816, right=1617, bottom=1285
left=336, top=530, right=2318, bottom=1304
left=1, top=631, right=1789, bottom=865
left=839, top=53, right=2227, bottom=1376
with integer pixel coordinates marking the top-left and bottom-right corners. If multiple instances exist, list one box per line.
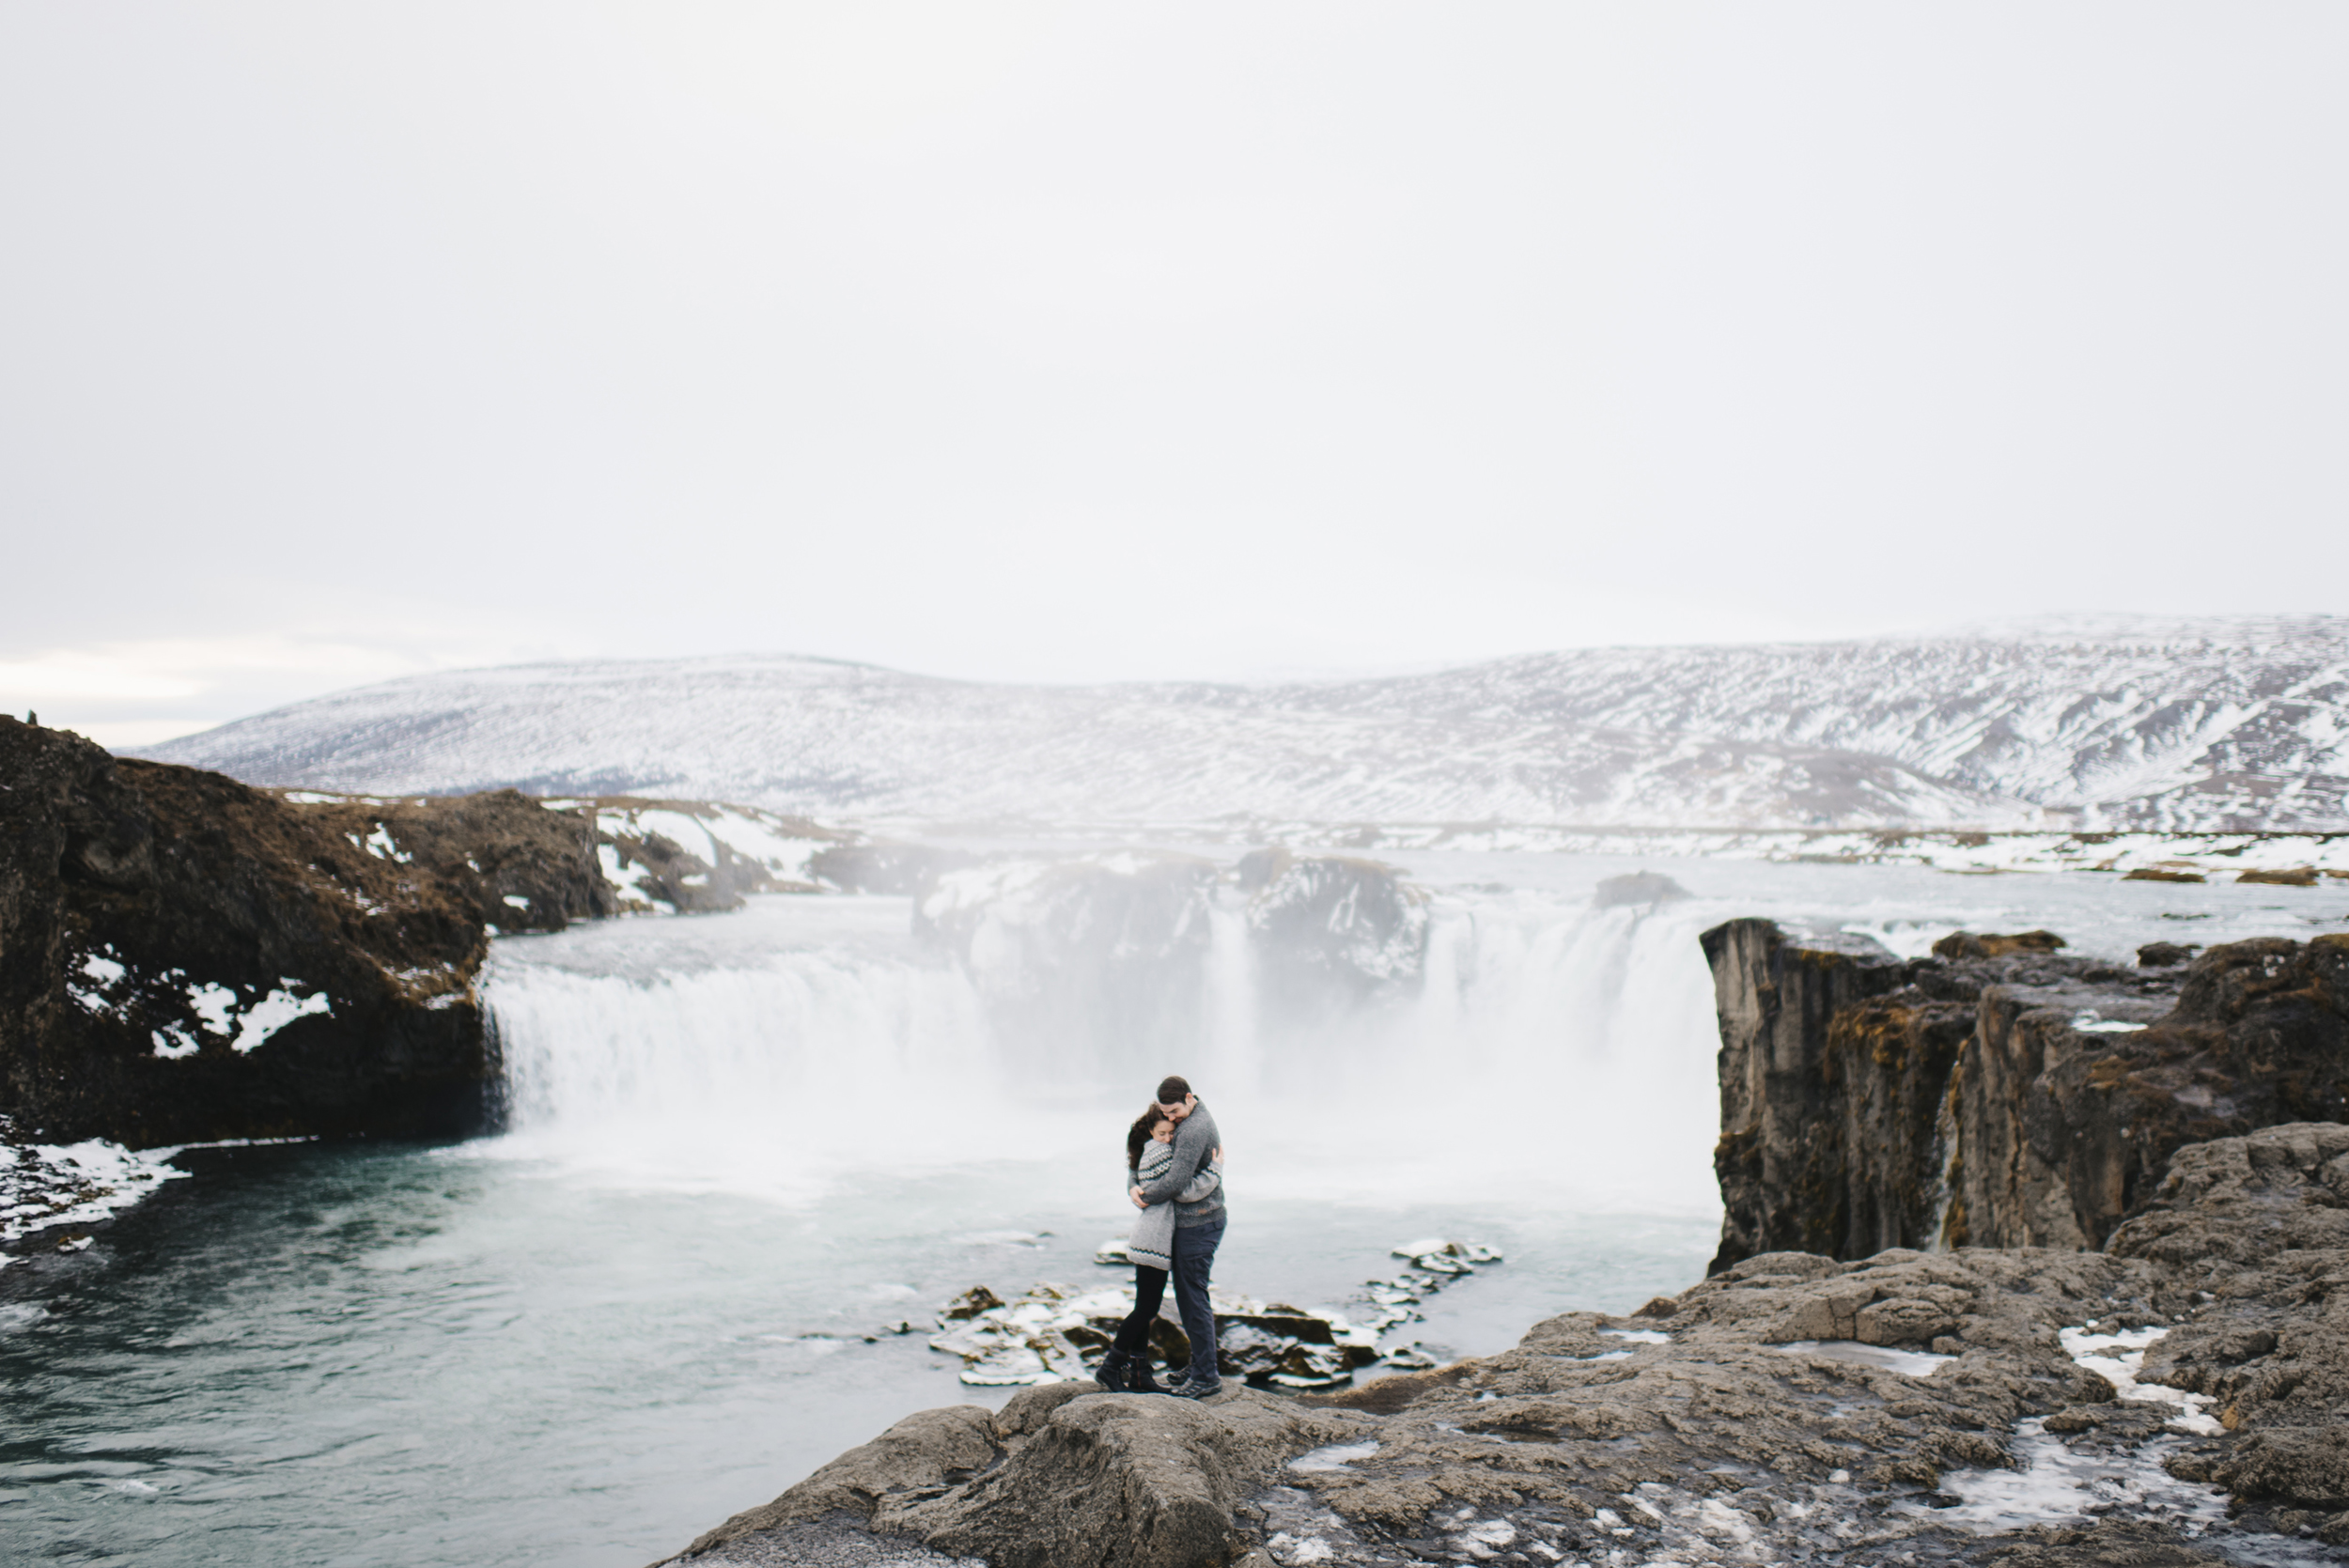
left=1095, top=1074, right=1225, bottom=1400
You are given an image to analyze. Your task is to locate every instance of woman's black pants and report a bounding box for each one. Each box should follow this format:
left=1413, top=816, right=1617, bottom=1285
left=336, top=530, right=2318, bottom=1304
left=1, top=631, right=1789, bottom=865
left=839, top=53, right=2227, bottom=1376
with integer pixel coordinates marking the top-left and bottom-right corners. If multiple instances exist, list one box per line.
left=1109, top=1265, right=1168, bottom=1359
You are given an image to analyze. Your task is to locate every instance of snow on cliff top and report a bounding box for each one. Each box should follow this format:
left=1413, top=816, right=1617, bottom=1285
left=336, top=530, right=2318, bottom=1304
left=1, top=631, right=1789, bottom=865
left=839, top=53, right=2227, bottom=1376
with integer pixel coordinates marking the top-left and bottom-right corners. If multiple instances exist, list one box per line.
left=136, top=617, right=2349, bottom=831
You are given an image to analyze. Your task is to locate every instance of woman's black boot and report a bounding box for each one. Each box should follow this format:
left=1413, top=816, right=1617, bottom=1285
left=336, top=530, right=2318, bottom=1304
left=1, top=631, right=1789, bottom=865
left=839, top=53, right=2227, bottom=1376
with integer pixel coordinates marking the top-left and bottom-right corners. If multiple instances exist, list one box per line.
left=1126, top=1360, right=1167, bottom=1395
left=1093, top=1353, right=1131, bottom=1393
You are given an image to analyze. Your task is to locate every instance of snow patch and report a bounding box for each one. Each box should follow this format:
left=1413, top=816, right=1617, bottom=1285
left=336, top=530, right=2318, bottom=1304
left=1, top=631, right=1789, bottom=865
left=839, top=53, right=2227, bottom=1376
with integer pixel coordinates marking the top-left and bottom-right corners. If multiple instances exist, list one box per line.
left=0, top=1127, right=187, bottom=1248
left=2059, top=1326, right=2224, bottom=1435
left=1600, top=1327, right=1672, bottom=1345
left=353, top=824, right=411, bottom=862
left=1775, top=1340, right=1954, bottom=1377
left=229, top=987, right=332, bottom=1054
left=187, top=983, right=238, bottom=1034
left=1288, top=1441, right=1379, bottom=1473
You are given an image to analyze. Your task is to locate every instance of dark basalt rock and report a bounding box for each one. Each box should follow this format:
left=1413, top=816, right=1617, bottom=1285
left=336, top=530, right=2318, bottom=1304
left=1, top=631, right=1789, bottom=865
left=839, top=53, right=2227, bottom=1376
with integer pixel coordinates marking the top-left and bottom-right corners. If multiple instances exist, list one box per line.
left=909, top=848, right=1431, bottom=1069
left=0, top=718, right=610, bottom=1146
left=915, top=852, right=1225, bottom=1069
left=1704, top=918, right=2349, bottom=1271
left=1238, top=849, right=1429, bottom=1013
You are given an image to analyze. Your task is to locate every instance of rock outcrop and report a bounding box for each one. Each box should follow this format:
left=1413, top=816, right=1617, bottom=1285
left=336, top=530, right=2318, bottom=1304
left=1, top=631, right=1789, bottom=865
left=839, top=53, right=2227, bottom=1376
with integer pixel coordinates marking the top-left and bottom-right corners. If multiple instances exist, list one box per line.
left=589, top=799, right=852, bottom=912
left=1704, top=919, right=2349, bottom=1271
left=912, top=850, right=1429, bottom=1072
left=2108, top=1122, right=2349, bottom=1530
left=1235, top=849, right=1429, bottom=1017
left=661, top=1125, right=2349, bottom=1566
left=0, top=719, right=613, bottom=1146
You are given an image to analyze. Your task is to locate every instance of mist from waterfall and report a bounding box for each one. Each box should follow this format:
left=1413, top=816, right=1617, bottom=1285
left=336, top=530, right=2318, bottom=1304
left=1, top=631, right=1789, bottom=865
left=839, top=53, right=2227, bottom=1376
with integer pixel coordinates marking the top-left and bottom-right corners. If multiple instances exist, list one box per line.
left=485, top=880, right=1730, bottom=1213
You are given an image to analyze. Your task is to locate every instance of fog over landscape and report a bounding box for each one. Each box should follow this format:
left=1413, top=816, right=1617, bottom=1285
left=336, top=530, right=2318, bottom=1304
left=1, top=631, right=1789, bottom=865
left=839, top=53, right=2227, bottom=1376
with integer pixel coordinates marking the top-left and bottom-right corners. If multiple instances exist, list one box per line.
left=4, top=5, right=2346, bottom=744
left=143, top=615, right=2349, bottom=831
left=6, top=8, right=2349, bottom=1568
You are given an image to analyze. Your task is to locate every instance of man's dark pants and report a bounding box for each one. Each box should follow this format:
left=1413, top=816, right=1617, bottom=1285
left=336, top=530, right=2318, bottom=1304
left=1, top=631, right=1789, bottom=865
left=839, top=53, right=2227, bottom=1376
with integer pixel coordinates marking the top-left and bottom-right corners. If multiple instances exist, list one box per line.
left=1171, top=1215, right=1225, bottom=1385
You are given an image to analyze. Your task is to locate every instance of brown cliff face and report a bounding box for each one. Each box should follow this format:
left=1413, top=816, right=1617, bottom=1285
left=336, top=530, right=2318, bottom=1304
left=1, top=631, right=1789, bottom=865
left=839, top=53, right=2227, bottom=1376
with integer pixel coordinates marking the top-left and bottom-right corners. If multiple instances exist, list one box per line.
left=1952, top=934, right=2349, bottom=1251
left=0, top=719, right=613, bottom=1146
left=1704, top=918, right=2349, bottom=1272
left=1705, top=921, right=1948, bottom=1271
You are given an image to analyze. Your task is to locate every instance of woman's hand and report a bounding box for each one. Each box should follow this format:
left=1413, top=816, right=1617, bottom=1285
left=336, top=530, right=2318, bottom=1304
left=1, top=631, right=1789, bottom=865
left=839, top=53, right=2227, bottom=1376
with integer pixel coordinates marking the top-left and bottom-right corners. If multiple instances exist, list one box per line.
left=1129, top=1186, right=1147, bottom=1208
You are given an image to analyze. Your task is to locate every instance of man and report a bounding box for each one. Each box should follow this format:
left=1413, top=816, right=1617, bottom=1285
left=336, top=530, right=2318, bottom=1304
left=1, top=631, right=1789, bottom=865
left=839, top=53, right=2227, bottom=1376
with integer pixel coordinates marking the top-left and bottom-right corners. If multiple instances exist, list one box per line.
left=1128, top=1073, right=1224, bottom=1399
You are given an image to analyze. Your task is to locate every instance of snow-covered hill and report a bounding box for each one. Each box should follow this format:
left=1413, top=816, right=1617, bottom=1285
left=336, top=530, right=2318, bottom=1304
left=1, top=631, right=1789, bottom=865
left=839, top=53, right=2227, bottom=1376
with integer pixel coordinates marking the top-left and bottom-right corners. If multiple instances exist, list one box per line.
left=137, top=616, right=2349, bottom=831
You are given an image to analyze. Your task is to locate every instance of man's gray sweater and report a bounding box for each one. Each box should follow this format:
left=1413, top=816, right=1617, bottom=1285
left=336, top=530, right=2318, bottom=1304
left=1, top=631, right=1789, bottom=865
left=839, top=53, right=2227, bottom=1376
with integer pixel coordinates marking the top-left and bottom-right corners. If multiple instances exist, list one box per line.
left=1135, top=1098, right=1224, bottom=1228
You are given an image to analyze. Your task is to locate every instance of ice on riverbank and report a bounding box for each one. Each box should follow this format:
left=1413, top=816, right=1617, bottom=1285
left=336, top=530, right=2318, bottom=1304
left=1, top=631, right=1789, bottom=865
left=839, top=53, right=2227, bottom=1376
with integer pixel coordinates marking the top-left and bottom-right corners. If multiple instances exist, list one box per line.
left=0, top=1117, right=185, bottom=1260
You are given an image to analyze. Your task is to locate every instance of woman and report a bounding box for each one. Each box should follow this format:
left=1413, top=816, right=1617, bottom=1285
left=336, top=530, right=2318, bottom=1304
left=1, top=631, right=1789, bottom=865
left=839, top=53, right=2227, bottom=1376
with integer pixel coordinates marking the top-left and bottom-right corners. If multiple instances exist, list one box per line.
left=1094, top=1106, right=1222, bottom=1394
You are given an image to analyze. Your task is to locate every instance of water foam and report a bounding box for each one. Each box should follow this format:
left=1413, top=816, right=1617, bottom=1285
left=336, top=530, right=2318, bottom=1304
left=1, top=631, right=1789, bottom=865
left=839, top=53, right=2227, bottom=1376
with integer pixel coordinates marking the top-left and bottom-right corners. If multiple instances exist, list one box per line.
left=481, top=885, right=1728, bottom=1211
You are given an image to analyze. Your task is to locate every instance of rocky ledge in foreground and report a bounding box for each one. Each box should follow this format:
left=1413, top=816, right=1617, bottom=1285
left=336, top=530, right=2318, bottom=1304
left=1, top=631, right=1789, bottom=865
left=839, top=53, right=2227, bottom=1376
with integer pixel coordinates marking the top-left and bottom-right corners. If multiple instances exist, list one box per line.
left=658, top=1124, right=2349, bottom=1568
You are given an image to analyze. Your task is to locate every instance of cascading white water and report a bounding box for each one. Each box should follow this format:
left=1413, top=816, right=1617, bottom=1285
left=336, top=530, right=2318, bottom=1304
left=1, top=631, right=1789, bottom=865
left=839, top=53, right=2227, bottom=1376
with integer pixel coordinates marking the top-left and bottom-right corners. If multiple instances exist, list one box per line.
left=483, top=877, right=1729, bottom=1211
left=486, top=897, right=1029, bottom=1199
left=1200, top=893, right=1262, bottom=1097
left=1219, top=893, right=1727, bottom=1206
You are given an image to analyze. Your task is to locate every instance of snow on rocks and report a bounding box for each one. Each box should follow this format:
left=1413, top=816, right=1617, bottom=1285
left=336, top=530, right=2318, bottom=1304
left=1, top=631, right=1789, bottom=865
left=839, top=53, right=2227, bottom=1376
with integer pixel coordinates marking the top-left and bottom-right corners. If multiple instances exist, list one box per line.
left=922, top=1279, right=1381, bottom=1389
left=2059, top=1325, right=2226, bottom=1436
left=584, top=799, right=851, bottom=913
left=1356, top=1239, right=1503, bottom=1363
left=0, top=1116, right=185, bottom=1259
left=67, top=947, right=338, bottom=1061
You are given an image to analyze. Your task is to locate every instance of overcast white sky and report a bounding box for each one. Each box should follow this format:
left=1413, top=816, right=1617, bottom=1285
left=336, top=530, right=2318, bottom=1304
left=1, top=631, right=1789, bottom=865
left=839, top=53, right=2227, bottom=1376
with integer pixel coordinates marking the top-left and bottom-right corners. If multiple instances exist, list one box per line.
left=4, top=3, right=2345, bottom=746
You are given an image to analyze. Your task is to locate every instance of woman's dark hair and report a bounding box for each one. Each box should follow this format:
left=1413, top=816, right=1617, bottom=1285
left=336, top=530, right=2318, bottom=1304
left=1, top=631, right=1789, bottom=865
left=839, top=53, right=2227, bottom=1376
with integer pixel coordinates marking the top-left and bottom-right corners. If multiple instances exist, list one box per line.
left=1127, top=1104, right=1168, bottom=1171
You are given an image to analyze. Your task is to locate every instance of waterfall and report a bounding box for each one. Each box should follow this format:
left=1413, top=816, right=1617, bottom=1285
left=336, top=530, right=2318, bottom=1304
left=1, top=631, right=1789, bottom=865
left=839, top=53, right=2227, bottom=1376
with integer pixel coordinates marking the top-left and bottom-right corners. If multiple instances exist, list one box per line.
left=1201, top=893, right=1261, bottom=1097
left=483, top=879, right=1728, bottom=1212
left=1222, top=894, right=1726, bottom=1207
left=486, top=921, right=1014, bottom=1198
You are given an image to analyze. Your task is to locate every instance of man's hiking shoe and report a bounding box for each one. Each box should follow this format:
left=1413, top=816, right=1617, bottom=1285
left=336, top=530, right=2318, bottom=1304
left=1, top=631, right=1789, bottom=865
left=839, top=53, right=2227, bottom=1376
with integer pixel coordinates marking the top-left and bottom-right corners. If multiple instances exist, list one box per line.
left=1093, top=1354, right=1131, bottom=1393
left=1169, top=1376, right=1223, bottom=1400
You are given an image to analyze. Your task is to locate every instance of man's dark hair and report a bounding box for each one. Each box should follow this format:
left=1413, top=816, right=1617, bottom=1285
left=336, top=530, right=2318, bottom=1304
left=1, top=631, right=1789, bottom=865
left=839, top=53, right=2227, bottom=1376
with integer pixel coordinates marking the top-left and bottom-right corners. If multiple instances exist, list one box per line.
left=1155, top=1075, right=1191, bottom=1106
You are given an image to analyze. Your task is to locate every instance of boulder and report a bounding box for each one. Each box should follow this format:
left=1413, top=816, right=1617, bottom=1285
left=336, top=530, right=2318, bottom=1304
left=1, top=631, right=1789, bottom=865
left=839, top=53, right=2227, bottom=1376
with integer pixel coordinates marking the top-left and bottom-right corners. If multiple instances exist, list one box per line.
left=1592, top=871, right=1690, bottom=908
left=666, top=1384, right=1357, bottom=1568
left=1237, top=849, right=1429, bottom=1013
left=1932, top=929, right=2066, bottom=959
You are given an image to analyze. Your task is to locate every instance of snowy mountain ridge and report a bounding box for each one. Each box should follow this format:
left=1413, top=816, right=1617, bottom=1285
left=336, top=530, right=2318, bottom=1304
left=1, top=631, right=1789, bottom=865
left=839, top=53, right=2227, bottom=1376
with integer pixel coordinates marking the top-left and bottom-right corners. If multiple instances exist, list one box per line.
left=138, top=615, right=2349, bottom=831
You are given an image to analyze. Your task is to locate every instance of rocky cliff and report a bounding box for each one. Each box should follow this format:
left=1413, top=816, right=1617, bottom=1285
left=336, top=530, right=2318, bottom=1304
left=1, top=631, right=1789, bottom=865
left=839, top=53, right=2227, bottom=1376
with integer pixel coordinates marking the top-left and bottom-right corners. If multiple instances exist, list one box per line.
left=0, top=718, right=615, bottom=1146
left=658, top=1123, right=2349, bottom=1567
left=1704, top=919, right=2349, bottom=1271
